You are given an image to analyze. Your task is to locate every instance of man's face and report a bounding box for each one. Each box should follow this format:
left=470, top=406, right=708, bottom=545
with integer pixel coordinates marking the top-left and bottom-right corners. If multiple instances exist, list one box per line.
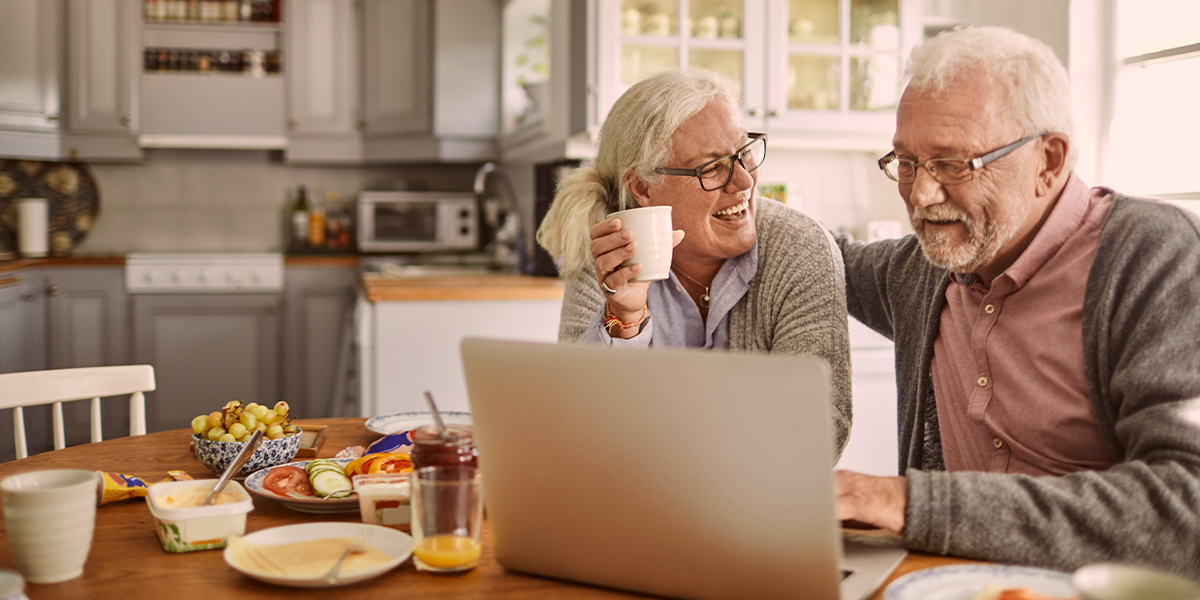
left=893, top=72, right=1043, bottom=276
left=637, top=100, right=758, bottom=265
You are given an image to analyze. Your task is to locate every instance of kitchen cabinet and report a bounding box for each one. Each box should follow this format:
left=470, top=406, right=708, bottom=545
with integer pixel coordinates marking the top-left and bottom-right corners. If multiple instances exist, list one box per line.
left=281, top=264, right=359, bottom=420
left=358, top=275, right=563, bottom=416
left=504, top=0, right=920, bottom=158
left=44, top=267, right=133, bottom=448
left=0, top=270, right=49, bottom=463
left=286, top=0, right=500, bottom=163
left=132, top=294, right=282, bottom=433
left=0, top=0, right=142, bottom=161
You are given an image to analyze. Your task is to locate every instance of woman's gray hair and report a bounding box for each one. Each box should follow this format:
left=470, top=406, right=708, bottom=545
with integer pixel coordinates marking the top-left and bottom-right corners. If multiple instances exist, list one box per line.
left=536, top=68, right=740, bottom=279
left=905, top=26, right=1077, bottom=171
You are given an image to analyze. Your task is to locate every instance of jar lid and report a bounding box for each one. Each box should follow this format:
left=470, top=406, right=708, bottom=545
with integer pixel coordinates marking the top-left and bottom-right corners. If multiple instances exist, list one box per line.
left=412, top=423, right=474, bottom=446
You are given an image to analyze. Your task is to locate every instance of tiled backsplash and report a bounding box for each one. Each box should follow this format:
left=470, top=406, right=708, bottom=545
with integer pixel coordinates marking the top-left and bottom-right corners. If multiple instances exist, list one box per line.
left=70, top=147, right=908, bottom=255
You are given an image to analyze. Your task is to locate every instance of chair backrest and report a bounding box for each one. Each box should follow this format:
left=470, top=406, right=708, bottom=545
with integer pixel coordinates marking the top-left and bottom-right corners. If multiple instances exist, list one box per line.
left=0, top=365, right=156, bottom=459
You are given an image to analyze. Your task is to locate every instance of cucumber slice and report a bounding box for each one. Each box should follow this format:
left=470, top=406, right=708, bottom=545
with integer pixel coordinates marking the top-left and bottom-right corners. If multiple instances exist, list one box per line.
left=311, top=470, right=352, bottom=498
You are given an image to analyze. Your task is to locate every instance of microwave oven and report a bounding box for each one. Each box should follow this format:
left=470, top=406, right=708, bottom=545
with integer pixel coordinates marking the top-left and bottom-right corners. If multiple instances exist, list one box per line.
left=357, top=191, right=478, bottom=253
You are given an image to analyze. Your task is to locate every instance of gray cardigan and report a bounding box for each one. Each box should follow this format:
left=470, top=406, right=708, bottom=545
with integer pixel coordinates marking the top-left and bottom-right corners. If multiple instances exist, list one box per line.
left=559, top=198, right=854, bottom=456
left=839, top=191, right=1200, bottom=577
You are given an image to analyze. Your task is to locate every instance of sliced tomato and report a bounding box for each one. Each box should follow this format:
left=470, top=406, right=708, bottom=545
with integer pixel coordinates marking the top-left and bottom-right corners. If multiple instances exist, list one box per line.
left=262, top=465, right=313, bottom=497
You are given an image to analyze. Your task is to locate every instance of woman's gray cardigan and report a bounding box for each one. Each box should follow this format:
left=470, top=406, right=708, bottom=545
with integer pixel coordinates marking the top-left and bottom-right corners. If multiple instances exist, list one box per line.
left=838, top=192, right=1200, bottom=578
left=558, top=198, right=854, bottom=457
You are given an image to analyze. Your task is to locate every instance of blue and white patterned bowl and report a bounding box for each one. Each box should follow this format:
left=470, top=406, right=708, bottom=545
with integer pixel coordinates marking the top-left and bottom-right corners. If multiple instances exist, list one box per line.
left=192, top=431, right=302, bottom=477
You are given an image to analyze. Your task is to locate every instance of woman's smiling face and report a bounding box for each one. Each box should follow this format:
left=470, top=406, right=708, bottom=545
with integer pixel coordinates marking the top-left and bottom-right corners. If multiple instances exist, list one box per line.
left=629, top=100, right=758, bottom=266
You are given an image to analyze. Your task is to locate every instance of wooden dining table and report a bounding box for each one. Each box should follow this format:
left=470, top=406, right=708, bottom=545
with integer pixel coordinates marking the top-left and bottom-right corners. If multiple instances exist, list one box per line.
left=0, top=417, right=977, bottom=599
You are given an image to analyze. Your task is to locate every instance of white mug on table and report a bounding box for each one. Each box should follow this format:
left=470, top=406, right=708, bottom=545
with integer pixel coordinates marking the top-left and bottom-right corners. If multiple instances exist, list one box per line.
left=0, top=470, right=97, bottom=583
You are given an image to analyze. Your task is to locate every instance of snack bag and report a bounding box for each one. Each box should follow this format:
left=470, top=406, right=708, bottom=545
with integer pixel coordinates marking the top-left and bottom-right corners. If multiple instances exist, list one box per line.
left=365, top=430, right=418, bottom=455
left=95, top=471, right=194, bottom=505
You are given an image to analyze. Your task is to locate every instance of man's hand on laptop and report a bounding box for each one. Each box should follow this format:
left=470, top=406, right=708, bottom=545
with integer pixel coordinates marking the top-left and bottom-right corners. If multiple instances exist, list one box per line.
left=835, top=471, right=907, bottom=534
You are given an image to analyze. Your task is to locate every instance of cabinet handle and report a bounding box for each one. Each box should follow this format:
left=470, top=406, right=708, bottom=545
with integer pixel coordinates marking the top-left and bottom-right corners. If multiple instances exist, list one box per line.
left=287, top=118, right=298, bottom=130
left=47, top=114, right=59, bottom=123
left=769, top=109, right=780, bottom=117
left=120, top=115, right=131, bottom=127
left=357, top=120, right=367, bottom=130
left=47, top=285, right=60, bottom=296
left=19, top=293, right=35, bottom=302
left=747, top=108, right=760, bottom=117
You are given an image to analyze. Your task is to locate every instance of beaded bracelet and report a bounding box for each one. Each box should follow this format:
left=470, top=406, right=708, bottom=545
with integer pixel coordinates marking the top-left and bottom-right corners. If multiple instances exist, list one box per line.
left=604, top=306, right=648, bottom=337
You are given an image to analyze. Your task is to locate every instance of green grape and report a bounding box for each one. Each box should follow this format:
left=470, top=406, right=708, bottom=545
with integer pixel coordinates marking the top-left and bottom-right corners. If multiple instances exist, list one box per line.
left=206, top=411, right=223, bottom=429
left=218, top=432, right=236, bottom=442
left=228, top=423, right=247, bottom=438
left=252, top=405, right=270, bottom=420
left=244, top=402, right=259, bottom=412
left=260, top=411, right=278, bottom=426
left=237, top=432, right=253, bottom=442
left=253, top=422, right=267, bottom=433
left=239, top=411, right=257, bottom=430
left=273, top=401, right=290, bottom=417
left=266, top=424, right=284, bottom=439
left=191, top=415, right=208, bottom=435
left=205, top=427, right=225, bottom=441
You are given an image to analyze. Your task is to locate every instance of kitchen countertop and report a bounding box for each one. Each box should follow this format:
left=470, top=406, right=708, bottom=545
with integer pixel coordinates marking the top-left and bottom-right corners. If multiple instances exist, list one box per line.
left=362, top=273, right=564, bottom=302
left=0, top=254, right=126, bottom=272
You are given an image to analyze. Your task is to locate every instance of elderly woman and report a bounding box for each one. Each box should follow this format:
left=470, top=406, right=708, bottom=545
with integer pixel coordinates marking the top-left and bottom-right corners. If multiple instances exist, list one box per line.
left=536, top=68, right=853, bottom=456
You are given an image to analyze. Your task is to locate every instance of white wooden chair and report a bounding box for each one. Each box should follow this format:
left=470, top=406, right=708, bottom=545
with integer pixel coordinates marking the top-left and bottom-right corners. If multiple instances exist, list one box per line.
left=0, top=365, right=156, bottom=459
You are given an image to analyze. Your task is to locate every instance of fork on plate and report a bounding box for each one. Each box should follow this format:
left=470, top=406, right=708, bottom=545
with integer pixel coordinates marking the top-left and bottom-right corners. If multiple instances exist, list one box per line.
left=323, top=528, right=372, bottom=584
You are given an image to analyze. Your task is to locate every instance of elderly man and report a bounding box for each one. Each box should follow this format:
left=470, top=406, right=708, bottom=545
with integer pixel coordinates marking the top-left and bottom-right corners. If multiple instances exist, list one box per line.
left=835, top=26, right=1200, bottom=577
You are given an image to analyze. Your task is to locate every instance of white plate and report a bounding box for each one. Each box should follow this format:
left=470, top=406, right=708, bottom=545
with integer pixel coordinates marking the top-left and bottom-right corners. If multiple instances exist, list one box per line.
left=1072, top=563, right=1200, bottom=600
left=885, top=565, right=1074, bottom=600
left=364, top=410, right=473, bottom=435
left=244, top=459, right=359, bottom=514
left=224, top=522, right=412, bottom=588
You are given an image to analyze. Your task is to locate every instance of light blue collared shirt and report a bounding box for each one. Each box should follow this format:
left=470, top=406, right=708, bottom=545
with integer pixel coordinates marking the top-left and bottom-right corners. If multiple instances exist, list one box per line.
left=579, top=241, right=759, bottom=349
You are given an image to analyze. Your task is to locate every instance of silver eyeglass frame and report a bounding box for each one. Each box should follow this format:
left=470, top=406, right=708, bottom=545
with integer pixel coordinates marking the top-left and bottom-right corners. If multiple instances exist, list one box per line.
left=877, top=132, right=1047, bottom=184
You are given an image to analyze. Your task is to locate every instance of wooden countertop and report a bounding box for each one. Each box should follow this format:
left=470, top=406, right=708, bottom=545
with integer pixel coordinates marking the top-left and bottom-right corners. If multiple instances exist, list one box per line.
left=362, top=273, right=564, bottom=302
left=0, top=255, right=126, bottom=273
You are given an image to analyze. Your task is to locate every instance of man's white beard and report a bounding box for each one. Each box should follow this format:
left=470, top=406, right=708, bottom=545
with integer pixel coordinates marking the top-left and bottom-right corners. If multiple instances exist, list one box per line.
left=911, top=201, right=1028, bottom=274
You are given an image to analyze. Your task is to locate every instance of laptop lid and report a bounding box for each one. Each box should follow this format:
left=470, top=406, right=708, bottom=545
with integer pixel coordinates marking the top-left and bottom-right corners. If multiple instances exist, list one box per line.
left=461, top=338, right=849, bottom=600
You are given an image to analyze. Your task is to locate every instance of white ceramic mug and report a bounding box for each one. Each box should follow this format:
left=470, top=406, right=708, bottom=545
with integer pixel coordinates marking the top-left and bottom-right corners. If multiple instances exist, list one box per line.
left=0, top=470, right=98, bottom=583
left=607, top=205, right=673, bottom=282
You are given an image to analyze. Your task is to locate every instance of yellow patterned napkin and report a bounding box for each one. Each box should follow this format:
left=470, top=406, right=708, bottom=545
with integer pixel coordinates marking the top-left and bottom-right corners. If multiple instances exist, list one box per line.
left=228, top=535, right=393, bottom=578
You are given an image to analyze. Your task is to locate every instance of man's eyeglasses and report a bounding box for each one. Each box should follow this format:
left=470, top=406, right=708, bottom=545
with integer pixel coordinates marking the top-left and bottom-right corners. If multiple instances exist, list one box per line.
left=877, top=132, right=1045, bottom=185
left=654, top=133, right=767, bottom=191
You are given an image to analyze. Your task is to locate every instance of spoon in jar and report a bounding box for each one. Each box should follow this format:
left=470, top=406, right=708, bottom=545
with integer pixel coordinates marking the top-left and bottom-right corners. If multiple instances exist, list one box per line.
left=200, top=429, right=263, bottom=506
left=424, top=390, right=449, bottom=438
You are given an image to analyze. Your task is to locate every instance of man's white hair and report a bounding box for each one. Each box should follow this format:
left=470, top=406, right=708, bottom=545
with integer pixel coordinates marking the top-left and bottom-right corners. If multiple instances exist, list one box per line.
left=536, top=68, right=740, bottom=278
left=905, top=26, right=1076, bottom=170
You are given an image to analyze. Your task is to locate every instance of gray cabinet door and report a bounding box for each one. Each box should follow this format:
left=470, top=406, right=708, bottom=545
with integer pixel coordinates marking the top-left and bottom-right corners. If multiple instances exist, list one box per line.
left=361, top=0, right=432, bottom=137
left=62, top=0, right=142, bottom=160
left=285, top=0, right=359, bottom=136
left=132, top=294, right=282, bottom=433
left=0, top=0, right=62, bottom=158
left=282, top=266, right=358, bottom=419
left=44, top=267, right=131, bottom=447
left=0, top=270, right=49, bottom=463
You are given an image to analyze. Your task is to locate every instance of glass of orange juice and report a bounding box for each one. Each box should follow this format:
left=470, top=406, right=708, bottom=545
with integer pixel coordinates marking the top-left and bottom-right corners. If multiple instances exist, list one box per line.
left=409, top=465, right=483, bottom=574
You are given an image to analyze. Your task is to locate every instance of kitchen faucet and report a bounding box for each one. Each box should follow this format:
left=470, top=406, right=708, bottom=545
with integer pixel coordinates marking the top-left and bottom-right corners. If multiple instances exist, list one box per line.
left=473, top=162, right=529, bottom=273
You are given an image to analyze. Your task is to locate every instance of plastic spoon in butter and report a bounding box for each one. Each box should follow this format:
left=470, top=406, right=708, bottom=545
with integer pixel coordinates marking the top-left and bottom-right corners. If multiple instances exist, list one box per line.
left=201, top=429, right=263, bottom=506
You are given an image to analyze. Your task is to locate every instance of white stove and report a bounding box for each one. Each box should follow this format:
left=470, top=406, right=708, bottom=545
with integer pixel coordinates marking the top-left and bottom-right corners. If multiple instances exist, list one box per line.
left=125, top=253, right=284, bottom=293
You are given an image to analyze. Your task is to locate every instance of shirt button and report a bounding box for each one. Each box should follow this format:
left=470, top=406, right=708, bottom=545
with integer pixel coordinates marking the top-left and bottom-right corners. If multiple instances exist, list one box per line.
left=984, top=304, right=995, bottom=314
left=977, top=376, right=988, bottom=387
left=993, top=438, right=1004, bottom=449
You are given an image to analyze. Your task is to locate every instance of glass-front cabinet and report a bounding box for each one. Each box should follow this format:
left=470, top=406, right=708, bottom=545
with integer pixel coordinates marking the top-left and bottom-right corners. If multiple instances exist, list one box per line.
left=594, top=0, right=920, bottom=147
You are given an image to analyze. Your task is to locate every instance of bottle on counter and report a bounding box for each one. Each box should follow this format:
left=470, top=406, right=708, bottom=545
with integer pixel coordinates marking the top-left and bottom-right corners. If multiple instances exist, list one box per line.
left=338, top=197, right=353, bottom=250
left=291, top=185, right=310, bottom=250
left=325, top=192, right=342, bottom=251
left=308, top=188, right=326, bottom=249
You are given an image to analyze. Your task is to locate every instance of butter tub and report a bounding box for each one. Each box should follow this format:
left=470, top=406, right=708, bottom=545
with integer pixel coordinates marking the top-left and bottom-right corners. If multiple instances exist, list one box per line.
left=147, top=479, right=254, bottom=552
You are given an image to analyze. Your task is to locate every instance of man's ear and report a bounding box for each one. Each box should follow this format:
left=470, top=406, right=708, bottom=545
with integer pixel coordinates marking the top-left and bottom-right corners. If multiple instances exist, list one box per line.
left=623, top=169, right=651, bottom=208
left=1036, top=133, right=1070, bottom=196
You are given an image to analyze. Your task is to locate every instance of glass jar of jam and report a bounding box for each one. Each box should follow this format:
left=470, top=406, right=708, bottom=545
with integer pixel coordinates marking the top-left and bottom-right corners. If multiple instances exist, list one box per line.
left=409, top=424, right=478, bottom=469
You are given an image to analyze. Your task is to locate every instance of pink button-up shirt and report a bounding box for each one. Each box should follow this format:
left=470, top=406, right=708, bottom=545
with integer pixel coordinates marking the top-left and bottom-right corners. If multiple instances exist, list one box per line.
left=931, top=175, right=1117, bottom=476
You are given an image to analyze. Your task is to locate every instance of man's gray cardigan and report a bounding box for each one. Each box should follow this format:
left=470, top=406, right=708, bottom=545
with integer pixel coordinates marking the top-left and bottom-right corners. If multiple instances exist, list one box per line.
left=839, top=191, right=1200, bottom=578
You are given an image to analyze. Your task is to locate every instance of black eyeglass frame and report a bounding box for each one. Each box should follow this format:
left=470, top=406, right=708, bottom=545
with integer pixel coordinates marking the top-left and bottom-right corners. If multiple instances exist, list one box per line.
left=877, top=132, right=1047, bottom=185
left=653, top=132, right=768, bottom=191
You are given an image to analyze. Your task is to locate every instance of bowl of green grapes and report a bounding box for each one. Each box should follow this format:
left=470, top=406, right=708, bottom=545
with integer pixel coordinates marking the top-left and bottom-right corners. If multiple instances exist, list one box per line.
left=191, top=400, right=302, bottom=477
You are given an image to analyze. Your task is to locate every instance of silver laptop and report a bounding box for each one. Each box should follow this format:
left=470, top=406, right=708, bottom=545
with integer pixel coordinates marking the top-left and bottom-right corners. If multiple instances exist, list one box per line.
left=461, top=338, right=906, bottom=600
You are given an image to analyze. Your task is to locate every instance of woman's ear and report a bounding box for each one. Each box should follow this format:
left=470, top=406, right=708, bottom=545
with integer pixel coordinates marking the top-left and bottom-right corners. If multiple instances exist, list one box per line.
left=623, top=169, right=651, bottom=208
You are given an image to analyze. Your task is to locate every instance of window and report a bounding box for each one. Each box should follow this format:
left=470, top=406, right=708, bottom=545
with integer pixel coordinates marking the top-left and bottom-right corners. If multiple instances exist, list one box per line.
left=1106, top=0, right=1200, bottom=197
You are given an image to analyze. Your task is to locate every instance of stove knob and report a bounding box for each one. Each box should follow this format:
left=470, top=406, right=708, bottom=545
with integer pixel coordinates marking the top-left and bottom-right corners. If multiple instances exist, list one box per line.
left=227, top=272, right=244, bottom=286
left=143, top=271, right=157, bottom=285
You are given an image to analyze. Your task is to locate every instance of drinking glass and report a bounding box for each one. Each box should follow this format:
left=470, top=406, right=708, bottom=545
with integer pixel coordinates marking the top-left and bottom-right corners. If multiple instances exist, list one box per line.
left=409, top=466, right=483, bottom=574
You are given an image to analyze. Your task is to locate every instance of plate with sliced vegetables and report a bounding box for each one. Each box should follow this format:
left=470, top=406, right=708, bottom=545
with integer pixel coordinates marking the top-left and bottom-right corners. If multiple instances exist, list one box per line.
left=245, top=458, right=359, bottom=514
